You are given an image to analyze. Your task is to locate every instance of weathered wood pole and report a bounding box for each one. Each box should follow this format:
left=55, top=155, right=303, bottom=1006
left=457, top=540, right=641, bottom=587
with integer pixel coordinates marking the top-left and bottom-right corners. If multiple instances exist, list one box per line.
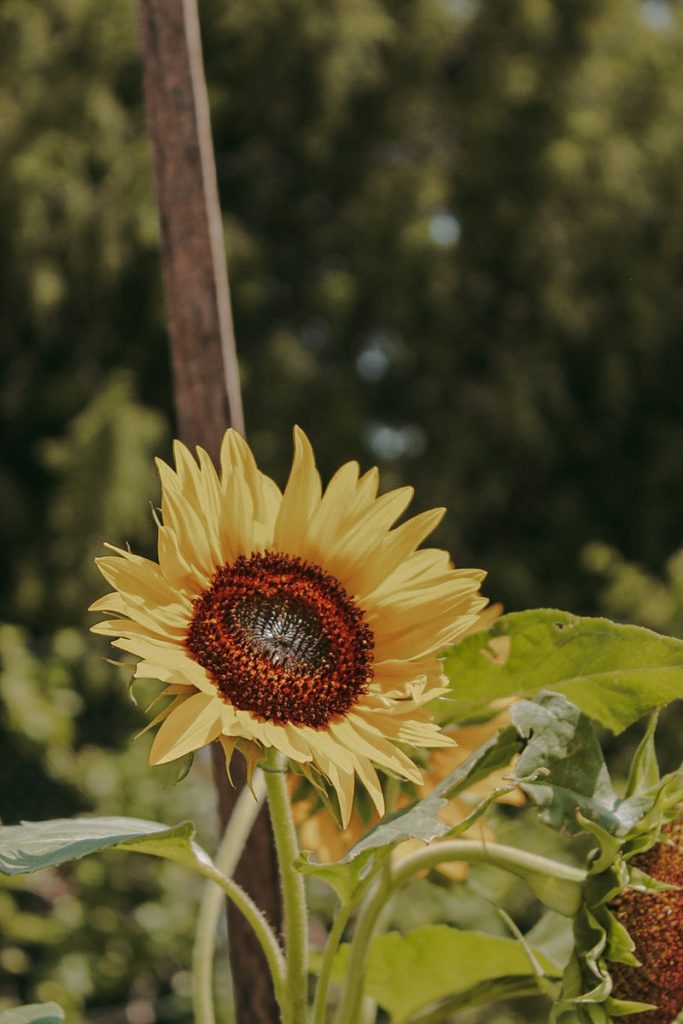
left=135, top=1, right=282, bottom=1020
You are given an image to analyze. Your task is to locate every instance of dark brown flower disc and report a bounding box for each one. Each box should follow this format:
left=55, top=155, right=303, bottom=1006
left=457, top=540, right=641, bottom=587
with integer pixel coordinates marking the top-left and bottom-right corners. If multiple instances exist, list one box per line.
left=185, top=551, right=374, bottom=728
left=611, top=819, right=683, bottom=1023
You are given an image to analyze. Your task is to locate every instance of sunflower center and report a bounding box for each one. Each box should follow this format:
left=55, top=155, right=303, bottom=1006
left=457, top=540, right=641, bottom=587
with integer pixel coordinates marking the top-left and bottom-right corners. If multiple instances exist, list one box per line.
left=185, top=551, right=374, bottom=728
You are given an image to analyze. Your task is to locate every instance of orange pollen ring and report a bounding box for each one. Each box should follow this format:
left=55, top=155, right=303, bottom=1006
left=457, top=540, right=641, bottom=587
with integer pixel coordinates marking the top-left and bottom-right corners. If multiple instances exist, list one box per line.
left=185, top=551, right=374, bottom=728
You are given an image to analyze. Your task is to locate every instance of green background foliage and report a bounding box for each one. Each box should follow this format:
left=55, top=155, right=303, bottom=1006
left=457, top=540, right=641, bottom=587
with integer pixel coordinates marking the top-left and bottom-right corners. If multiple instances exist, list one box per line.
left=1, top=0, right=682, bottom=1020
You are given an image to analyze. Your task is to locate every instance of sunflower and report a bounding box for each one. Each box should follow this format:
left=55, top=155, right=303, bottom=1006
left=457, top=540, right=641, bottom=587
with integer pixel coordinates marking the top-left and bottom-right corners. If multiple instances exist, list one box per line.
left=91, top=427, right=487, bottom=825
left=609, top=819, right=683, bottom=1023
left=554, top=719, right=683, bottom=1024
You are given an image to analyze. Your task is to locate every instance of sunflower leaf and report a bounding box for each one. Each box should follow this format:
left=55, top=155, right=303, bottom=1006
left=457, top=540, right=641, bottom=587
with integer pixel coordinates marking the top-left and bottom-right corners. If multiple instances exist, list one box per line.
left=511, top=693, right=651, bottom=835
left=401, top=977, right=553, bottom=1023
left=0, top=1006, right=65, bottom=1024
left=624, top=712, right=660, bottom=798
left=338, top=726, right=521, bottom=862
left=294, top=847, right=380, bottom=902
left=442, top=609, right=683, bottom=732
left=0, top=816, right=214, bottom=876
left=332, top=925, right=562, bottom=1023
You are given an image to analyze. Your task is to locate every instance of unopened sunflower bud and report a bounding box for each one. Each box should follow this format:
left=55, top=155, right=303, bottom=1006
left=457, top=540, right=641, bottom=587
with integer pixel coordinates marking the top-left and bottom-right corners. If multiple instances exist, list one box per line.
left=610, top=820, right=683, bottom=1023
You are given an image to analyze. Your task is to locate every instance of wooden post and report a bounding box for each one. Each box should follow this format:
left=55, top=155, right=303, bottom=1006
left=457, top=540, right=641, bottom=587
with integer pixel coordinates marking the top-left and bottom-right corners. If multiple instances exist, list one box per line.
left=135, top=1, right=282, bottom=1020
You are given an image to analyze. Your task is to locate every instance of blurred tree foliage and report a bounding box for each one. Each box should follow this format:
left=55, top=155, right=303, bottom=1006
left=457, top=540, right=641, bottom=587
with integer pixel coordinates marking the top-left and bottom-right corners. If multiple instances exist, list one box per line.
left=585, top=542, right=683, bottom=637
left=1, top=0, right=682, bottom=1019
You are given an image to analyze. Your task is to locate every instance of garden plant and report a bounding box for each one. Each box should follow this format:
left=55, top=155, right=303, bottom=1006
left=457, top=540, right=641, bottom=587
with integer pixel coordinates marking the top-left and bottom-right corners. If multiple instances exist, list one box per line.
left=2, top=2, right=683, bottom=1023
left=2, top=428, right=683, bottom=1023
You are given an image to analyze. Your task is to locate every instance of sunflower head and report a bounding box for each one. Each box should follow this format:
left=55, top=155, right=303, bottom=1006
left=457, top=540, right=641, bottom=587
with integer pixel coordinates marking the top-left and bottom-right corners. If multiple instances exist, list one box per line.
left=609, top=818, right=683, bottom=1023
left=555, top=718, right=683, bottom=1024
left=91, top=427, right=487, bottom=825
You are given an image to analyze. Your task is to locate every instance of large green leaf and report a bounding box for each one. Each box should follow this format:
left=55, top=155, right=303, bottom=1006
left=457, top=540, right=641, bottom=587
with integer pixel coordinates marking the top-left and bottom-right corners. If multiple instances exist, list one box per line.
left=512, top=694, right=651, bottom=836
left=0, top=1004, right=64, bottom=1024
left=0, top=816, right=214, bottom=877
left=334, top=925, right=562, bottom=1023
left=513, top=694, right=624, bottom=834
left=442, top=609, right=683, bottom=732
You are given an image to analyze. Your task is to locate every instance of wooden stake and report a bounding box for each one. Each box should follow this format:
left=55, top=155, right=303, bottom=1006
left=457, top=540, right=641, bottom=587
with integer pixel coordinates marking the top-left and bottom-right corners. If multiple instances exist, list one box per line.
left=135, top=1, right=281, bottom=1019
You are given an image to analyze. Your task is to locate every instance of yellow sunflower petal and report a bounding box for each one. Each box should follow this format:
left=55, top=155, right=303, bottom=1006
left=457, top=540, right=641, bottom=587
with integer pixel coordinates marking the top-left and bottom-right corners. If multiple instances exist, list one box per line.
left=351, top=466, right=380, bottom=514
left=89, top=591, right=128, bottom=614
left=369, top=548, right=453, bottom=596
left=157, top=521, right=207, bottom=596
left=258, top=721, right=313, bottom=764
left=91, top=617, right=178, bottom=643
left=219, top=467, right=256, bottom=560
left=97, top=549, right=184, bottom=609
left=111, top=638, right=216, bottom=694
left=135, top=693, right=191, bottom=738
left=149, top=691, right=222, bottom=764
left=309, top=737, right=356, bottom=827
left=322, top=486, right=414, bottom=585
left=273, top=426, right=322, bottom=551
left=195, top=446, right=225, bottom=540
left=220, top=429, right=282, bottom=537
left=156, top=458, right=218, bottom=580
left=329, top=716, right=416, bottom=782
left=302, top=460, right=361, bottom=559
left=350, top=507, right=446, bottom=598
left=346, top=713, right=425, bottom=781
left=354, top=756, right=385, bottom=817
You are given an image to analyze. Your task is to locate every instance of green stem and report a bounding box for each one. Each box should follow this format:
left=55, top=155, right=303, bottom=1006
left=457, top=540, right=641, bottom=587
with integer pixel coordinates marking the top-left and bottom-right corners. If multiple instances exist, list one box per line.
left=334, top=858, right=393, bottom=1024
left=188, top=837, right=287, bottom=1013
left=192, top=768, right=268, bottom=1024
left=392, top=840, right=585, bottom=896
left=335, top=841, right=585, bottom=1024
left=264, top=752, right=309, bottom=1024
left=311, top=902, right=352, bottom=1024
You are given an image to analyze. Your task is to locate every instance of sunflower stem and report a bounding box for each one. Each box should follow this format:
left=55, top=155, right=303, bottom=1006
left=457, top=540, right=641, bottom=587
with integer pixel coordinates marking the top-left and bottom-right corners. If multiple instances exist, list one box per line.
left=334, top=856, right=393, bottom=1024
left=264, top=751, right=309, bottom=1024
left=193, top=768, right=267, bottom=1024
left=335, top=841, right=586, bottom=1024
left=311, top=901, right=352, bottom=1024
left=189, top=852, right=287, bottom=1012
